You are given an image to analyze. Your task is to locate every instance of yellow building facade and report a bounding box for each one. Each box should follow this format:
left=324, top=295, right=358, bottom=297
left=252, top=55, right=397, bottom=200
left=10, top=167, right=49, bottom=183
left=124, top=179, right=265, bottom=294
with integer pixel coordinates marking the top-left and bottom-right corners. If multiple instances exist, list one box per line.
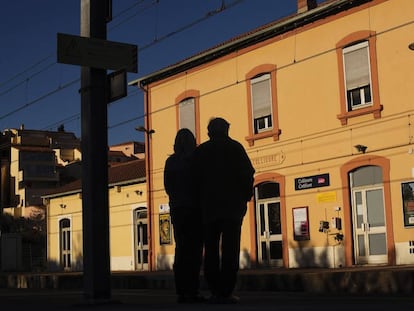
left=44, top=159, right=148, bottom=272
left=132, top=0, right=414, bottom=270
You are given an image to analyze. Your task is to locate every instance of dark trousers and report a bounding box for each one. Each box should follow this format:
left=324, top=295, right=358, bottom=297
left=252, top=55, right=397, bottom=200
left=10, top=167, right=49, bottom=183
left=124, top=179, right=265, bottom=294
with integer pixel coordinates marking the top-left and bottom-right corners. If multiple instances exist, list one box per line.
left=203, top=219, right=242, bottom=297
left=172, top=213, right=203, bottom=297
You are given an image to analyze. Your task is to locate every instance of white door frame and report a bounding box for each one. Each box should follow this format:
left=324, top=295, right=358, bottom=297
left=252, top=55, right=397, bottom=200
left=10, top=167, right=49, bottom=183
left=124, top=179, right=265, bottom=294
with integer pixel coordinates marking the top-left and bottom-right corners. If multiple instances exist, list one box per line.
left=351, top=185, right=387, bottom=265
left=255, top=195, right=283, bottom=267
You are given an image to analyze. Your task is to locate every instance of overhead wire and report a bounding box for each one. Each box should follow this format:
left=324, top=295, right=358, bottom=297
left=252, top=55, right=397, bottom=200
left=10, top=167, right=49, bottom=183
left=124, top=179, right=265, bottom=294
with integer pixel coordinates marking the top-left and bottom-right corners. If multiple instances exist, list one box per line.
left=0, top=61, right=57, bottom=97
left=139, top=0, right=244, bottom=51
left=0, top=1, right=148, bottom=98
left=0, top=0, right=157, bottom=132
left=0, top=0, right=245, bottom=133
left=0, top=78, right=79, bottom=122
left=0, top=54, right=55, bottom=89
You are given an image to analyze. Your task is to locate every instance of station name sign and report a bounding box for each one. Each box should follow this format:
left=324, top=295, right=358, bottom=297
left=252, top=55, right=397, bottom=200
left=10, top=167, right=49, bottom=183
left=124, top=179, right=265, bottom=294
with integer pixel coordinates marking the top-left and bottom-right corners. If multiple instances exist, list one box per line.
left=295, top=173, right=330, bottom=191
left=57, top=33, right=138, bottom=73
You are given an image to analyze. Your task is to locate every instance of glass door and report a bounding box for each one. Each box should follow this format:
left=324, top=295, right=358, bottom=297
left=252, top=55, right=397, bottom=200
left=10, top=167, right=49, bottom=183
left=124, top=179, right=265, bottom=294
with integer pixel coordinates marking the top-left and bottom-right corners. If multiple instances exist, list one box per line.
left=352, top=187, right=387, bottom=264
left=134, top=209, right=149, bottom=271
left=256, top=200, right=283, bottom=266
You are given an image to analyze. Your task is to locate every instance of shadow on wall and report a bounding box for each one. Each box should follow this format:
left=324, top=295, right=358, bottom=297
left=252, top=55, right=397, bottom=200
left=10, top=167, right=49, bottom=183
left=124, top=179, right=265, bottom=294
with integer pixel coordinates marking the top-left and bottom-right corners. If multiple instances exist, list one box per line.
left=157, top=245, right=174, bottom=271
left=47, top=233, right=83, bottom=272
left=290, top=240, right=330, bottom=268
left=240, top=248, right=252, bottom=269
left=47, top=254, right=83, bottom=272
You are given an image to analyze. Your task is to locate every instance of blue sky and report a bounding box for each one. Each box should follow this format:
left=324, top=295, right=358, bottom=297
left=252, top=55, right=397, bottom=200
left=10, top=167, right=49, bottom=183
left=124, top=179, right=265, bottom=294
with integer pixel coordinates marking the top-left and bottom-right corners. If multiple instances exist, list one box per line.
left=0, top=0, right=305, bottom=146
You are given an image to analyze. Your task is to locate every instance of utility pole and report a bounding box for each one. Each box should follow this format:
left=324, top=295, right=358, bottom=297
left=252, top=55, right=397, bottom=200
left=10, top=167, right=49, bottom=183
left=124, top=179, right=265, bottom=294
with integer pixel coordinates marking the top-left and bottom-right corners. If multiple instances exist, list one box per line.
left=57, top=0, right=136, bottom=302
left=80, top=0, right=111, bottom=302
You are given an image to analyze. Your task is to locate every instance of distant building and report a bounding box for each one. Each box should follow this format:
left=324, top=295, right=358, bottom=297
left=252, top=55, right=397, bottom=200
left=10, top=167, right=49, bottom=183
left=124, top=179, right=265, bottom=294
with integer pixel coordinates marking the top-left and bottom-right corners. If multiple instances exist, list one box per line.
left=109, top=141, right=145, bottom=160
left=0, top=125, right=81, bottom=218
left=0, top=124, right=146, bottom=271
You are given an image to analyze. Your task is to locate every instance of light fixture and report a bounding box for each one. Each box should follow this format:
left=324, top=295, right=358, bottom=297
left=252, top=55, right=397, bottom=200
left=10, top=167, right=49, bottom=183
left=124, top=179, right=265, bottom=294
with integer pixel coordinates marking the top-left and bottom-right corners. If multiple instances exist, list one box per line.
left=354, top=144, right=367, bottom=154
left=135, top=190, right=143, bottom=196
left=135, top=126, right=155, bottom=135
left=60, top=204, right=67, bottom=209
left=409, top=42, right=414, bottom=51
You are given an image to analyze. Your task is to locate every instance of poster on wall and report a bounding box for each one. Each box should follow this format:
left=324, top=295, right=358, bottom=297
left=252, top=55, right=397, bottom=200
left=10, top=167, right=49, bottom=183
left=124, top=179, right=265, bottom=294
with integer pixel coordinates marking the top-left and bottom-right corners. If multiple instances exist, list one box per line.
left=293, top=206, right=310, bottom=241
left=401, top=181, right=414, bottom=227
left=159, top=213, right=172, bottom=245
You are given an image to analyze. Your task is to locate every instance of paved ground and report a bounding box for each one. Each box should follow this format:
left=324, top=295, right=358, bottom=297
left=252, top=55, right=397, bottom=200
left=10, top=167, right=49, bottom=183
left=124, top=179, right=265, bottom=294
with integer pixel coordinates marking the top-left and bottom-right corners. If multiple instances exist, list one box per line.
left=1, top=265, right=414, bottom=310
left=3, top=265, right=414, bottom=294
left=1, top=288, right=414, bottom=311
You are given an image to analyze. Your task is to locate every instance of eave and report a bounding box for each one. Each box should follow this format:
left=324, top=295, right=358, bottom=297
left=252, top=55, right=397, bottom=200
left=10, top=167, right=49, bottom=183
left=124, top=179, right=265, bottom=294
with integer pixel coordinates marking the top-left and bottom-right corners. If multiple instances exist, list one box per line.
left=129, top=0, right=372, bottom=88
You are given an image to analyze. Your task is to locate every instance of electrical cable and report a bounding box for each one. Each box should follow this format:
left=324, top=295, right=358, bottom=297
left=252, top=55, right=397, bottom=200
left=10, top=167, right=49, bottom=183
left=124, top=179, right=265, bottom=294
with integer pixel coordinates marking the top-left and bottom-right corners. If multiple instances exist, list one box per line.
left=0, top=0, right=244, bottom=133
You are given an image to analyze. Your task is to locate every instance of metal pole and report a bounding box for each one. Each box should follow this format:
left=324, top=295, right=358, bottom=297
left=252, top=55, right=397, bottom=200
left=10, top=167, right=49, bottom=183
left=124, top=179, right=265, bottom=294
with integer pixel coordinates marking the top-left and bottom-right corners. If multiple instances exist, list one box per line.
left=80, top=0, right=111, bottom=302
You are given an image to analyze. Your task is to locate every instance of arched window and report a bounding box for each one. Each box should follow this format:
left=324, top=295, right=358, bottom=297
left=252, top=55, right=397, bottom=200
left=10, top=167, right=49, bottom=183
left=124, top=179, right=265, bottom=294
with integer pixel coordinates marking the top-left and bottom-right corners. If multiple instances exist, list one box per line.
left=175, top=90, right=200, bottom=142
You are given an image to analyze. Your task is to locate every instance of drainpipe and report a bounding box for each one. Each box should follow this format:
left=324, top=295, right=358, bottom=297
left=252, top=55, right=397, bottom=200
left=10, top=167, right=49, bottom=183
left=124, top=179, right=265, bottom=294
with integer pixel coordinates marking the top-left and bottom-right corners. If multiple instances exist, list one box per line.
left=138, top=83, right=154, bottom=272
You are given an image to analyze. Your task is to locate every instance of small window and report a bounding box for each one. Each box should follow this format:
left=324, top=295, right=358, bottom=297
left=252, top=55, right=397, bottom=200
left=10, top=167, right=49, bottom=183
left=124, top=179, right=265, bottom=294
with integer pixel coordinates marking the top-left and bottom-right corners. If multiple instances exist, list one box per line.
left=251, top=74, right=273, bottom=134
left=255, top=115, right=273, bottom=133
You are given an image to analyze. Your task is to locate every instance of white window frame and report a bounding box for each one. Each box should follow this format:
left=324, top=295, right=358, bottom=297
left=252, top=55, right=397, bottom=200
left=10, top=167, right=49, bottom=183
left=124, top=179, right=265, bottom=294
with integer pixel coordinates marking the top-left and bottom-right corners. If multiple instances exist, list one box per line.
left=59, top=217, right=72, bottom=271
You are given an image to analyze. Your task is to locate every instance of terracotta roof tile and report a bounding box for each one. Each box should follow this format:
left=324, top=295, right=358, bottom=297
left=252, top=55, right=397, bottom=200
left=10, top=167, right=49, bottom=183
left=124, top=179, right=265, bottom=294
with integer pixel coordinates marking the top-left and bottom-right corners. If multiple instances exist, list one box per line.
left=44, top=159, right=146, bottom=197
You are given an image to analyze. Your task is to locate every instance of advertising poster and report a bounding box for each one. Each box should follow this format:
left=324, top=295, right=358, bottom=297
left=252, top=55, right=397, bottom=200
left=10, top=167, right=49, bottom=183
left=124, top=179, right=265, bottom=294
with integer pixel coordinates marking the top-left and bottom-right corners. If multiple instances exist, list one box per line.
left=159, top=213, right=171, bottom=245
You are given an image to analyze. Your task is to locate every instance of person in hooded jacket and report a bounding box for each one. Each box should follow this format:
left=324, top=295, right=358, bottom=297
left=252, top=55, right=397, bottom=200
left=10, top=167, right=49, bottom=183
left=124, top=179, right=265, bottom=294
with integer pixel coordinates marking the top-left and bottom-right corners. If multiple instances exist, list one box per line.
left=193, top=117, right=255, bottom=304
left=163, top=128, right=205, bottom=303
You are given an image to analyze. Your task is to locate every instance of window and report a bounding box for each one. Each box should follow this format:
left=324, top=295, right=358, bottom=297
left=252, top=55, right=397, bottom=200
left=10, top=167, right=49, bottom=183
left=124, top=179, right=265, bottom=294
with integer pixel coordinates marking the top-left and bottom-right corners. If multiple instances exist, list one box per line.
left=179, top=97, right=195, bottom=135
left=343, top=41, right=372, bottom=111
left=245, top=64, right=281, bottom=147
left=336, top=31, right=382, bottom=125
left=176, top=90, right=200, bottom=142
left=19, top=151, right=57, bottom=180
left=251, top=74, right=273, bottom=134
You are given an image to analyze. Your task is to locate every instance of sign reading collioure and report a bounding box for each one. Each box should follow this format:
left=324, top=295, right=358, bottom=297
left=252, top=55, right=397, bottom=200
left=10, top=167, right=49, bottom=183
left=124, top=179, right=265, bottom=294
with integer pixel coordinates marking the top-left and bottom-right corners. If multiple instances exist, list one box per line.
left=295, top=173, right=330, bottom=191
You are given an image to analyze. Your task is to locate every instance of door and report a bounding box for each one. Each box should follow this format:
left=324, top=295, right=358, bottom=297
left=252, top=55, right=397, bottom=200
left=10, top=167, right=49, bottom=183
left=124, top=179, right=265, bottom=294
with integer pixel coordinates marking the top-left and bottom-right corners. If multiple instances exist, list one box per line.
left=59, top=218, right=71, bottom=271
left=257, top=200, right=283, bottom=266
left=134, top=209, right=149, bottom=271
left=352, top=187, right=387, bottom=264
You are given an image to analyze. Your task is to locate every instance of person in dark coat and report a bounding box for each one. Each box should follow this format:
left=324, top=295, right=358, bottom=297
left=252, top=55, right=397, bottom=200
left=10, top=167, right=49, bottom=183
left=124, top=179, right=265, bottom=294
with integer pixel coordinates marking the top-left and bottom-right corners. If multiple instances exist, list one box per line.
left=193, top=117, right=255, bottom=304
left=163, top=128, right=204, bottom=303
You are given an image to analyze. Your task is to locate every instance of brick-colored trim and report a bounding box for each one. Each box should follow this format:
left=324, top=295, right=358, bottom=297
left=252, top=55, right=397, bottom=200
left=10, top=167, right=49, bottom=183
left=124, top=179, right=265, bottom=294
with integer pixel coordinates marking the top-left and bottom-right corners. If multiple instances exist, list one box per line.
left=336, top=30, right=383, bottom=125
left=245, top=64, right=281, bottom=147
left=340, top=155, right=395, bottom=266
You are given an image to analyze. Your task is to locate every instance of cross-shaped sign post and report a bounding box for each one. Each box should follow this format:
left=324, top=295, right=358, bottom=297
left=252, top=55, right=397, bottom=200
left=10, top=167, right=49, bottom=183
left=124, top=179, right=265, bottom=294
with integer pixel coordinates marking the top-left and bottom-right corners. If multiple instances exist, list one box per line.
left=57, top=0, right=137, bottom=303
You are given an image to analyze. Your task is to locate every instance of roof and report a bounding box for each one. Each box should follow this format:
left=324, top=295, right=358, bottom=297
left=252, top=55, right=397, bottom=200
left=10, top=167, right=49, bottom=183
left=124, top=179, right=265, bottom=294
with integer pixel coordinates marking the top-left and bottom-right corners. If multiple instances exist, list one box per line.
left=108, top=150, right=129, bottom=157
left=110, top=141, right=144, bottom=148
left=130, top=0, right=371, bottom=88
left=42, top=159, right=146, bottom=198
left=109, top=141, right=145, bottom=154
left=108, top=159, right=146, bottom=183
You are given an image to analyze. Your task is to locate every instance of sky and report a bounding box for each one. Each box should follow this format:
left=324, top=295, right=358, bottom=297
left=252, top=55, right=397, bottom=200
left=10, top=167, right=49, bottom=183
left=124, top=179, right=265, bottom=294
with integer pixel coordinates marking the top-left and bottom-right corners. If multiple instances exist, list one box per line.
left=0, top=0, right=310, bottom=146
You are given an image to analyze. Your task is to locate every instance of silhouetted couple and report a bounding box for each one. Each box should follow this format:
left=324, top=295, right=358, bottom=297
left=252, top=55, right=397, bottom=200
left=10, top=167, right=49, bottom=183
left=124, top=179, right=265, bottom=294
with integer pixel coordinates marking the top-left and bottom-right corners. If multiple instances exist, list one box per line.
left=164, top=117, right=255, bottom=304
